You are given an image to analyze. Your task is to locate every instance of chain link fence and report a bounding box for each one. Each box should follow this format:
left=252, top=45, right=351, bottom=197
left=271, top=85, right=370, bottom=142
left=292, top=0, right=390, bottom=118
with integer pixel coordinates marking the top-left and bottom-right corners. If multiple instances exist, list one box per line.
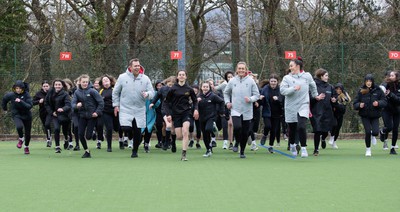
left=1, top=42, right=400, bottom=135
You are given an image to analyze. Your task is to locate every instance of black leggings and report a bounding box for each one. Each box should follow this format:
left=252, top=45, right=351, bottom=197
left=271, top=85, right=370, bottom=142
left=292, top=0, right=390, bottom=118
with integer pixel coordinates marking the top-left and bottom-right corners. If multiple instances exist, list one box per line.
left=361, top=117, right=380, bottom=148
left=382, top=110, right=400, bottom=146
left=331, top=114, right=344, bottom=141
left=78, top=117, right=97, bottom=150
left=155, top=112, right=164, bottom=142
left=120, top=118, right=142, bottom=153
left=232, top=115, right=251, bottom=154
left=72, top=113, right=80, bottom=146
left=39, top=113, right=51, bottom=140
left=97, top=113, right=119, bottom=148
left=270, top=117, right=281, bottom=146
left=14, top=117, right=32, bottom=146
left=288, top=114, right=308, bottom=147
left=314, top=131, right=328, bottom=151
left=201, top=118, right=215, bottom=151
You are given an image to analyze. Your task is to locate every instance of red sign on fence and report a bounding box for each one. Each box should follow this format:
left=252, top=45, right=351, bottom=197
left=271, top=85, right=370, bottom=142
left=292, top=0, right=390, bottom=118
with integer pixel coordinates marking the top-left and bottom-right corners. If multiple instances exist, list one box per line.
left=285, top=51, right=296, bottom=59
left=170, top=51, right=182, bottom=60
left=60, top=52, right=72, bottom=61
left=389, top=51, right=400, bottom=60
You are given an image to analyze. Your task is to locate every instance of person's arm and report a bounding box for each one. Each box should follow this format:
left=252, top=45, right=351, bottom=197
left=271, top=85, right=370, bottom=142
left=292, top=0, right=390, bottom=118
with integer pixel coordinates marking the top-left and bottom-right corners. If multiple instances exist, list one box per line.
left=93, top=89, right=104, bottom=116
left=1, top=93, right=12, bottom=111
left=32, top=92, right=41, bottom=105
left=308, top=74, right=318, bottom=98
left=280, top=76, right=295, bottom=96
left=223, top=81, right=232, bottom=105
left=112, top=76, right=122, bottom=108
left=249, top=80, right=260, bottom=103
left=144, top=78, right=155, bottom=99
left=19, top=93, right=33, bottom=110
left=62, top=93, right=71, bottom=113
left=212, top=93, right=225, bottom=115
left=44, top=91, right=54, bottom=115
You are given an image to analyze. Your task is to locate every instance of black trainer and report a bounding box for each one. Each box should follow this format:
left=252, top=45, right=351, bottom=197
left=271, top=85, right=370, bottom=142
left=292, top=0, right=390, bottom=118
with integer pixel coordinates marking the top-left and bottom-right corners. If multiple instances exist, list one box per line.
left=321, top=141, right=326, bottom=149
left=228, top=143, right=233, bottom=150
left=144, top=144, right=149, bottom=153
left=390, top=148, right=397, bottom=155
left=63, top=141, right=69, bottom=150
left=67, top=144, right=74, bottom=150
left=196, top=142, right=201, bottom=149
left=96, top=142, right=101, bottom=149
left=131, top=150, right=138, bottom=158
left=155, top=142, right=162, bottom=149
left=171, top=141, right=177, bottom=153
left=123, top=140, right=128, bottom=147
left=188, top=140, right=194, bottom=148
left=82, top=151, right=91, bottom=158
left=211, top=141, right=217, bottom=148
left=119, top=142, right=125, bottom=150
left=239, top=154, right=246, bottom=158
left=73, top=145, right=80, bottom=151
left=107, top=148, right=112, bottom=152
left=260, top=135, right=267, bottom=145
left=267, top=146, right=274, bottom=154
left=313, top=150, right=319, bottom=156
left=55, top=147, right=61, bottom=153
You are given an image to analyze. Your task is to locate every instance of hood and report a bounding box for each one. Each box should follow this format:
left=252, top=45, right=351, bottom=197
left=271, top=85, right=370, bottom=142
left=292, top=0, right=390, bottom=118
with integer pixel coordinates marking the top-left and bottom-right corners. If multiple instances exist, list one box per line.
left=12, top=80, right=29, bottom=93
left=334, top=82, right=345, bottom=91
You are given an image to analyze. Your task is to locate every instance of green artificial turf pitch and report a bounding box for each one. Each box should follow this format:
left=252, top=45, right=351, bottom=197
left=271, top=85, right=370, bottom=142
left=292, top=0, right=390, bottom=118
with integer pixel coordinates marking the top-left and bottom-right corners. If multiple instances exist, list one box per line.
left=0, top=140, right=398, bottom=212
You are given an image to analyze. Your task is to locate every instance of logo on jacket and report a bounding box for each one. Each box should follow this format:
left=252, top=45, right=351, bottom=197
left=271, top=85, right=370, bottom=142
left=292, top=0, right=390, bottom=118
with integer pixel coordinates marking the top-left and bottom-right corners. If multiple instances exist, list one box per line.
left=185, top=92, right=189, bottom=96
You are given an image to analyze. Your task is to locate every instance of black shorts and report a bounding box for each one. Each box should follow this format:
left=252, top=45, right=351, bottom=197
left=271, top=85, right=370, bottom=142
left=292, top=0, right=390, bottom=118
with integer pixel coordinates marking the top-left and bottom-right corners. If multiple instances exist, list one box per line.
left=173, top=112, right=193, bottom=128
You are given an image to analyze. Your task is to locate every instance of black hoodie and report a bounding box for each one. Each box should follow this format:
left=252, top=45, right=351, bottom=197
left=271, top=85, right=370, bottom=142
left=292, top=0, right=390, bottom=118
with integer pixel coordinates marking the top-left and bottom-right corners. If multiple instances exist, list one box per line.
left=2, top=80, right=33, bottom=120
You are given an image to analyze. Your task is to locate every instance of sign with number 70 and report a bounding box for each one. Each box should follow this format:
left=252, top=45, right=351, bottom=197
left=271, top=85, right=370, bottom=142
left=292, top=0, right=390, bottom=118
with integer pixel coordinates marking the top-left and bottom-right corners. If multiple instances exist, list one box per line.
left=389, top=51, right=400, bottom=60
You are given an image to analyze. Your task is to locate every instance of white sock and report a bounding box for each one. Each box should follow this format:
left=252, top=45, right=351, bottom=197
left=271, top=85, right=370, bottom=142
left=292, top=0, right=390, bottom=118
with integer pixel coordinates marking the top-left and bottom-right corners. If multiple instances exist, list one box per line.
left=211, top=137, right=216, bottom=142
left=69, top=142, right=73, bottom=145
left=301, top=147, right=306, bottom=150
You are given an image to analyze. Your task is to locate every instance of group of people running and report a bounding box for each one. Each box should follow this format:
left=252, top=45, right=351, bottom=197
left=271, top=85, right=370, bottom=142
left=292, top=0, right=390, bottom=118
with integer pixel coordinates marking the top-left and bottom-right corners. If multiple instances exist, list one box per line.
left=2, top=57, right=400, bottom=159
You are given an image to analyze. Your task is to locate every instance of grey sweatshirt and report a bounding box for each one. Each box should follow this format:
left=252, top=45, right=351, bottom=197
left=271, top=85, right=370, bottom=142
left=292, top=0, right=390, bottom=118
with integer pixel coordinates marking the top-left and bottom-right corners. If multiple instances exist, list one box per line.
left=280, top=71, right=318, bottom=123
left=223, top=75, right=260, bottom=120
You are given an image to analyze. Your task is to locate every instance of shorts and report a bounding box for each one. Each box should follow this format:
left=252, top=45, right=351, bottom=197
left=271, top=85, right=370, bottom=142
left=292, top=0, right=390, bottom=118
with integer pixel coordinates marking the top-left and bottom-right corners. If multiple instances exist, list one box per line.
left=173, top=112, right=193, bottom=128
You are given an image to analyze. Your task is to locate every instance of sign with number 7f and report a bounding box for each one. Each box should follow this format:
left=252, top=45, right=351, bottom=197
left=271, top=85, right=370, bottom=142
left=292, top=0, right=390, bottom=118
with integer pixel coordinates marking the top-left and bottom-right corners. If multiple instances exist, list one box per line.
left=170, top=51, right=182, bottom=60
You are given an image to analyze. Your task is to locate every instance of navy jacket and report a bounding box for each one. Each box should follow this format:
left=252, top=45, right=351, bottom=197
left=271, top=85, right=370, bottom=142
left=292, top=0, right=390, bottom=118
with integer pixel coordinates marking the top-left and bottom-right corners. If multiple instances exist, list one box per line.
left=71, top=86, right=104, bottom=119
left=2, top=80, right=33, bottom=120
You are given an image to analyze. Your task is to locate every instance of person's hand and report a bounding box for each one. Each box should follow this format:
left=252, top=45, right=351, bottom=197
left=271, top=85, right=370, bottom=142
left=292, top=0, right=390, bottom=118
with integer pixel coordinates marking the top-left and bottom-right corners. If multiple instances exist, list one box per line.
left=226, top=102, right=232, bottom=109
left=360, top=102, right=365, bottom=108
left=273, top=96, right=278, bottom=101
left=92, top=112, right=98, bottom=118
left=316, top=93, right=325, bottom=101
left=166, top=115, right=172, bottom=123
left=114, top=106, right=119, bottom=117
left=193, top=110, right=199, bottom=120
left=373, top=101, right=379, bottom=107
left=149, top=103, right=154, bottom=109
left=53, top=112, right=57, bottom=117
left=197, top=97, right=202, bottom=102
left=254, top=102, right=259, bottom=107
left=39, top=98, right=44, bottom=104
left=57, top=108, right=64, bottom=113
left=385, top=90, right=390, bottom=96
left=244, top=96, right=250, bottom=103
left=259, top=95, right=265, bottom=100
left=77, top=102, right=82, bottom=108
left=15, top=98, right=21, bottom=103
left=294, top=85, right=301, bottom=91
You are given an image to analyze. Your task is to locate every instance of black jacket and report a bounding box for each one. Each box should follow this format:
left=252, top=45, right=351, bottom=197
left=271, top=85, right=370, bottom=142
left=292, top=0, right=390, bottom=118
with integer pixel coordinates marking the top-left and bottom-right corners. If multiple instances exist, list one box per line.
left=310, top=79, right=337, bottom=132
left=33, top=89, right=48, bottom=118
left=2, top=80, right=33, bottom=120
left=353, top=85, right=387, bottom=118
left=71, top=86, right=104, bottom=119
left=198, top=91, right=225, bottom=121
left=164, top=82, right=198, bottom=116
left=45, top=88, right=71, bottom=122
left=382, top=82, right=400, bottom=114
left=152, top=85, right=170, bottom=115
left=100, top=87, right=114, bottom=114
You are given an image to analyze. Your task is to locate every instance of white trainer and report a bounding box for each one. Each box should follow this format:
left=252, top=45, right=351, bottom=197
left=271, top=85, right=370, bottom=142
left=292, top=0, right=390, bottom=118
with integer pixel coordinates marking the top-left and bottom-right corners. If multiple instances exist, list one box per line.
left=365, top=148, right=372, bottom=157
left=332, top=141, right=338, bottom=149
left=290, top=144, right=297, bottom=156
left=329, top=136, right=335, bottom=145
left=371, top=136, right=377, bottom=146
left=250, top=141, right=258, bottom=151
left=222, top=140, right=228, bottom=149
left=247, top=136, right=252, bottom=145
left=394, top=145, right=399, bottom=149
left=128, top=140, right=133, bottom=149
left=301, top=147, right=308, bottom=158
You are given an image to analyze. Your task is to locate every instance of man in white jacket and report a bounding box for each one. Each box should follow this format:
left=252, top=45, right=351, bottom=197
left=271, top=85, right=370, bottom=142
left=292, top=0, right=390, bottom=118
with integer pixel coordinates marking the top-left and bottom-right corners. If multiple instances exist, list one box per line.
left=112, top=58, right=154, bottom=158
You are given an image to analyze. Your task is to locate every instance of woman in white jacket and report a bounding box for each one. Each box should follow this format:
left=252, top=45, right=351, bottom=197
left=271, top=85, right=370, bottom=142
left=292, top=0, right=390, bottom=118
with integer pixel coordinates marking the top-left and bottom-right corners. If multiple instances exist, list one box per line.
left=224, top=62, right=260, bottom=158
left=280, top=57, right=323, bottom=157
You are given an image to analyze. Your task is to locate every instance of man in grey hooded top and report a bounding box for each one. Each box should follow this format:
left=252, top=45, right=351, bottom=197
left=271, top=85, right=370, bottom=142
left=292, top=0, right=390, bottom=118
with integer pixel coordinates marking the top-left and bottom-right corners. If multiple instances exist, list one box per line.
left=113, top=58, right=154, bottom=158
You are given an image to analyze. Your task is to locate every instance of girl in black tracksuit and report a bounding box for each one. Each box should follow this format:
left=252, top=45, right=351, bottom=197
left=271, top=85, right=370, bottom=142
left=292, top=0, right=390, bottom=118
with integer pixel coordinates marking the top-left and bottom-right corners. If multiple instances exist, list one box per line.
left=380, top=70, right=400, bottom=154
left=198, top=81, right=225, bottom=157
left=45, top=79, right=71, bottom=153
left=329, top=83, right=351, bottom=149
left=71, top=75, right=104, bottom=158
left=353, top=74, right=387, bottom=156
left=310, top=69, right=337, bottom=156
left=2, top=80, right=33, bottom=154
left=96, top=74, right=120, bottom=152
left=164, top=71, right=198, bottom=161
left=33, top=81, right=51, bottom=147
